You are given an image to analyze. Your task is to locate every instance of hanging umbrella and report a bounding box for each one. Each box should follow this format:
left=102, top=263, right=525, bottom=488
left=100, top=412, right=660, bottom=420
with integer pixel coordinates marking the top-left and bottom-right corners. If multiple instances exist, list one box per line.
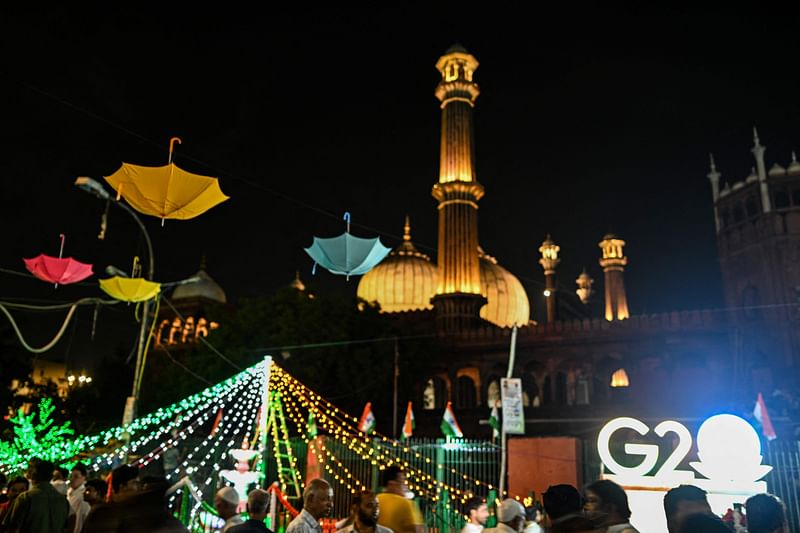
left=23, top=234, right=93, bottom=287
left=304, top=213, right=391, bottom=280
left=99, top=277, right=161, bottom=303
left=104, top=137, right=229, bottom=222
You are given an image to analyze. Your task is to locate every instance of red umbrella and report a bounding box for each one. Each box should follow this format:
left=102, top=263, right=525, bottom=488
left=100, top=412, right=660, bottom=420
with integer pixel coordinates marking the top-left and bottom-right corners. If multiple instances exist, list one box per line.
left=23, top=234, right=93, bottom=287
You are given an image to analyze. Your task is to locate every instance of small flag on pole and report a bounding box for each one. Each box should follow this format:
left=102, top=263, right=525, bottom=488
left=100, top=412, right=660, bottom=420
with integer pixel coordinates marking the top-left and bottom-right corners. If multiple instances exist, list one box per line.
left=753, top=392, right=777, bottom=441
left=358, top=402, right=377, bottom=434
left=489, top=404, right=500, bottom=440
left=402, top=402, right=415, bottom=440
left=440, top=401, right=464, bottom=438
left=307, top=411, right=318, bottom=438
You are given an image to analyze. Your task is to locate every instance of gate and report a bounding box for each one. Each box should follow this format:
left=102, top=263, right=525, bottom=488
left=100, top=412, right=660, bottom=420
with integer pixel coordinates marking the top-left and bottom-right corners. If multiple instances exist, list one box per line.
left=765, top=440, right=800, bottom=531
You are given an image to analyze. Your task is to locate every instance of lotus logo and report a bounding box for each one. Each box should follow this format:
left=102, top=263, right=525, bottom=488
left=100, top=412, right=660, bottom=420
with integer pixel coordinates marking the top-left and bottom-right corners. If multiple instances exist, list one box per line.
left=689, top=414, right=772, bottom=484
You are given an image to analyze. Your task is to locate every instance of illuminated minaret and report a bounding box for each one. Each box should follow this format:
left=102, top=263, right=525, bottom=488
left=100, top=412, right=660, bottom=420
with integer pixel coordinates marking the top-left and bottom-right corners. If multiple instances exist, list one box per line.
left=598, top=234, right=629, bottom=321
left=431, top=44, right=486, bottom=331
left=538, top=235, right=560, bottom=323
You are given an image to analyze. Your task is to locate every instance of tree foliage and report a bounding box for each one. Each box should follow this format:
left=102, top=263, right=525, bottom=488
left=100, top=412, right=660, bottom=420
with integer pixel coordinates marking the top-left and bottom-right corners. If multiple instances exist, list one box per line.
left=0, top=397, right=83, bottom=475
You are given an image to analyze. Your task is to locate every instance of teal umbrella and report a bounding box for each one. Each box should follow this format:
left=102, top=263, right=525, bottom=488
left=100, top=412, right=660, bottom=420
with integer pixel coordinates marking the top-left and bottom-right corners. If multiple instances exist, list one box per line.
left=304, top=213, right=391, bottom=280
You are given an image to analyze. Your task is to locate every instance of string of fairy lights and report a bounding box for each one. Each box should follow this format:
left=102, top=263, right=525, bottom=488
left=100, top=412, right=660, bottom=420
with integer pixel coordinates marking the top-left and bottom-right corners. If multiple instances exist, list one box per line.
left=22, top=357, right=509, bottom=526
left=161, top=363, right=263, bottom=523
left=268, top=365, right=512, bottom=511
left=83, top=365, right=259, bottom=473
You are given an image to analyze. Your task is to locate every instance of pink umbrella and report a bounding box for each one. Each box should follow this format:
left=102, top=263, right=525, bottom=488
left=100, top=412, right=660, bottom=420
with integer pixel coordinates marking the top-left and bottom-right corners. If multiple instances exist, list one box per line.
left=23, top=234, right=94, bottom=287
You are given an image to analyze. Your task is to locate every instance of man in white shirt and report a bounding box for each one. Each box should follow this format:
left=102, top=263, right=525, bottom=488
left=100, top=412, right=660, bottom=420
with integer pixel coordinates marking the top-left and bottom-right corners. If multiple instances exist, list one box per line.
left=67, top=463, right=88, bottom=533
left=461, top=496, right=488, bottom=533
left=215, top=486, right=244, bottom=532
left=286, top=478, right=333, bottom=533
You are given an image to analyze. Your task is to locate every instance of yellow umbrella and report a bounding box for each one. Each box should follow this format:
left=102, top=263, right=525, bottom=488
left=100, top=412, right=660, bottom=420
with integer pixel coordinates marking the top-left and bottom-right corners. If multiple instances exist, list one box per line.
left=99, top=277, right=161, bottom=303
left=104, top=137, right=229, bottom=221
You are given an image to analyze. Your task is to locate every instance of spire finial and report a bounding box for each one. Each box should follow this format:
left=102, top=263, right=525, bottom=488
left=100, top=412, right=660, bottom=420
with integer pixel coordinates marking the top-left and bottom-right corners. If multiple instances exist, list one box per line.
left=753, top=126, right=761, bottom=147
left=709, top=153, right=717, bottom=173
left=403, top=215, right=411, bottom=242
left=200, top=254, right=207, bottom=271
left=793, top=151, right=797, bottom=163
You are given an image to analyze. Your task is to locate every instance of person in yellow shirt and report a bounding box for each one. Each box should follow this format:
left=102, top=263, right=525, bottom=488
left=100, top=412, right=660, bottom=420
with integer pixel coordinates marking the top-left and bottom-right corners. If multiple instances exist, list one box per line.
left=376, top=466, right=425, bottom=533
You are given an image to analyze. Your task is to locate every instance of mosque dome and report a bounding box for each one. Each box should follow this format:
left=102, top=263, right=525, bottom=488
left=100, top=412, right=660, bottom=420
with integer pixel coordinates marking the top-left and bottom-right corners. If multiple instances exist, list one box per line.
left=172, top=269, right=227, bottom=304
left=357, top=218, right=437, bottom=313
left=479, top=248, right=530, bottom=328
left=788, top=152, right=800, bottom=176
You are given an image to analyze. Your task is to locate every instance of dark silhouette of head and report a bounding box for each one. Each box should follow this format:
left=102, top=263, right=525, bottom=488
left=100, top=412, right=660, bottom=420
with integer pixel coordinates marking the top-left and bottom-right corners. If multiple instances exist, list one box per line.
left=110, top=465, right=140, bottom=496
left=663, top=485, right=711, bottom=533
left=84, top=478, right=108, bottom=505
left=584, top=479, right=631, bottom=526
left=246, top=488, right=270, bottom=521
left=543, top=484, right=582, bottom=521
left=6, top=476, right=29, bottom=501
left=746, top=493, right=789, bottom=533
left=27, top=458, right=56, bottom=485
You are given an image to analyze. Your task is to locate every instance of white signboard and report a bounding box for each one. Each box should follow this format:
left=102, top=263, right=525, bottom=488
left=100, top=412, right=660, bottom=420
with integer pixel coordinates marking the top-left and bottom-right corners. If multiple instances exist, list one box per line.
left=500, top=378, right=524, bottom=434
left=597, top=414, right=772, bottom=533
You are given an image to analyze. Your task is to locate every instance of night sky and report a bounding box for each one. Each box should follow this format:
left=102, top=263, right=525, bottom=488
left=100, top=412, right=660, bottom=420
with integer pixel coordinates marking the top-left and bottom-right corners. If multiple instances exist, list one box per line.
left=2, top=7, right=799, bottom=370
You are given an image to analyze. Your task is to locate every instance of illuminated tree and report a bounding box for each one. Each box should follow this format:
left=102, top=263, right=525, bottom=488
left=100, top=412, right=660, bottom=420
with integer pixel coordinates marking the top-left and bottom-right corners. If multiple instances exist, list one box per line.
left=0, top=397, right=83, bottom=474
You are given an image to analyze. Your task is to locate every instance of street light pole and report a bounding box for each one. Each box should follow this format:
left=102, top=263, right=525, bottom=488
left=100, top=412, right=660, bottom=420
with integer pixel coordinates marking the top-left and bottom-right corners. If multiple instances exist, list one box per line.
left=74, top=177, right=154, bottom=426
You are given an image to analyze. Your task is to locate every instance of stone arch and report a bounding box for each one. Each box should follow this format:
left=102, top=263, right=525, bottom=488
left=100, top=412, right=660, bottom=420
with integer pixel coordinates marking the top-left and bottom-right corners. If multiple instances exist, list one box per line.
left=455, top=375, right=477, bottom=409
left=522, top=360, right=547, bottom=408
left=456, top=367, right=481, bottom=406
left=485, top=375, right=501, bottom=408
left=423, top=374, right=450, bottom=410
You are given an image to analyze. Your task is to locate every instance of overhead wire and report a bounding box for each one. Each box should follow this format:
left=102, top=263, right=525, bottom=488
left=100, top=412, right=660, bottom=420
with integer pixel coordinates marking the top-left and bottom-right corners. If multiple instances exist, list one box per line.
left=0, top=298, right=101, bottom=354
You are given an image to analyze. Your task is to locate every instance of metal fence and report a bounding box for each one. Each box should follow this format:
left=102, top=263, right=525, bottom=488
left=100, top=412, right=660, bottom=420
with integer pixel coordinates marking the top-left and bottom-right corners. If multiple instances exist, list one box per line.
left=265, top=436, right=500, bottom=532
left=765, top=439, right=800, bottom=532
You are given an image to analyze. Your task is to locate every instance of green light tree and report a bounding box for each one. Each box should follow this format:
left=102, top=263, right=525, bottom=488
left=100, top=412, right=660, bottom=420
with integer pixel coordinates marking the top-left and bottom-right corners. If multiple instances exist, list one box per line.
left=0, top=397, right=83, bottom=474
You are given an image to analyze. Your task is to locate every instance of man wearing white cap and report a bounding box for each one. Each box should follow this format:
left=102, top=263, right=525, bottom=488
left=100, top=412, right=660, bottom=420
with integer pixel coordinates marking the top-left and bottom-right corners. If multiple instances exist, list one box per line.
left=216, top=486, right=244, bottom=532
left=483, top=499, right=526, bottom=533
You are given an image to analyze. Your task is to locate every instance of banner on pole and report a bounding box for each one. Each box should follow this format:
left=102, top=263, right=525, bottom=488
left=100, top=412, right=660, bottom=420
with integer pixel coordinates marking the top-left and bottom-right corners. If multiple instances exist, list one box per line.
left=501, top=378, right=525, bottom=434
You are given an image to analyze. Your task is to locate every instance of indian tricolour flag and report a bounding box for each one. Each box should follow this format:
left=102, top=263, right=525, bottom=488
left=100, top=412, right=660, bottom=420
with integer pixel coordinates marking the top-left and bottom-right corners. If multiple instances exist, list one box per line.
left=489, top=404, right=500, bottom=440
left=358, top=402, right=377, bottom=434
left=440, top=401, right=463, bottom=438
left=402, top=402, right=415, bottom=440
left=753, top=392, right=777, bottom=441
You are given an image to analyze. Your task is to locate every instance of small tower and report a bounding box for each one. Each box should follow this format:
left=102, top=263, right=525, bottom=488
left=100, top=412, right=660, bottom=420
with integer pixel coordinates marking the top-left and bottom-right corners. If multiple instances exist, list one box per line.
left=707, top=153, right=722, bottom=233
left=598, top=234, right=629, bottom=321
left=538, top=235, right=560, bottom=323
left=430, top=44, right=486, bottom=332
left=575, top=268, right=594, bottom=305
left=752, top=127, right=772, bottom=213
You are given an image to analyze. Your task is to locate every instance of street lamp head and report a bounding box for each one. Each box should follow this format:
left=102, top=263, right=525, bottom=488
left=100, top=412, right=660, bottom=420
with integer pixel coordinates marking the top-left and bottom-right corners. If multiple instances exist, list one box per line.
left=74, top=177, right=111, bottom=200
left=105, top=265, right=130, bottom=278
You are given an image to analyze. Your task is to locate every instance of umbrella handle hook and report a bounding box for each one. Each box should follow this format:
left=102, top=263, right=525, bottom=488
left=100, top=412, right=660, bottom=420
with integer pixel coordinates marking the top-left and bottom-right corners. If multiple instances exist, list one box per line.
left=168, top=136, right=182, bottom=164
left=311, top=262, right=318, bottom=276
left=58, top=233, right=65, bottom=259
left=132, top=256, right=141, bottom=278
left=343, top=212, right=351, bottom=233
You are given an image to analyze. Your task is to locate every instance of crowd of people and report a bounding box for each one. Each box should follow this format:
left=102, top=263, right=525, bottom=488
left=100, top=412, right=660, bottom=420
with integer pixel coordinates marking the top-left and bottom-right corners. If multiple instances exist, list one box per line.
left=0, top=459, right=792, bottom=533
left=0, top=458, right=187, bottom=533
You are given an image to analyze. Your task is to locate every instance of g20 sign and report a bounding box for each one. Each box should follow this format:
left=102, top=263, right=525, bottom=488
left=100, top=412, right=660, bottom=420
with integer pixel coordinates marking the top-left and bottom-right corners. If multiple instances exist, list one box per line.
left=597, top=414, right=771, bottom=493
